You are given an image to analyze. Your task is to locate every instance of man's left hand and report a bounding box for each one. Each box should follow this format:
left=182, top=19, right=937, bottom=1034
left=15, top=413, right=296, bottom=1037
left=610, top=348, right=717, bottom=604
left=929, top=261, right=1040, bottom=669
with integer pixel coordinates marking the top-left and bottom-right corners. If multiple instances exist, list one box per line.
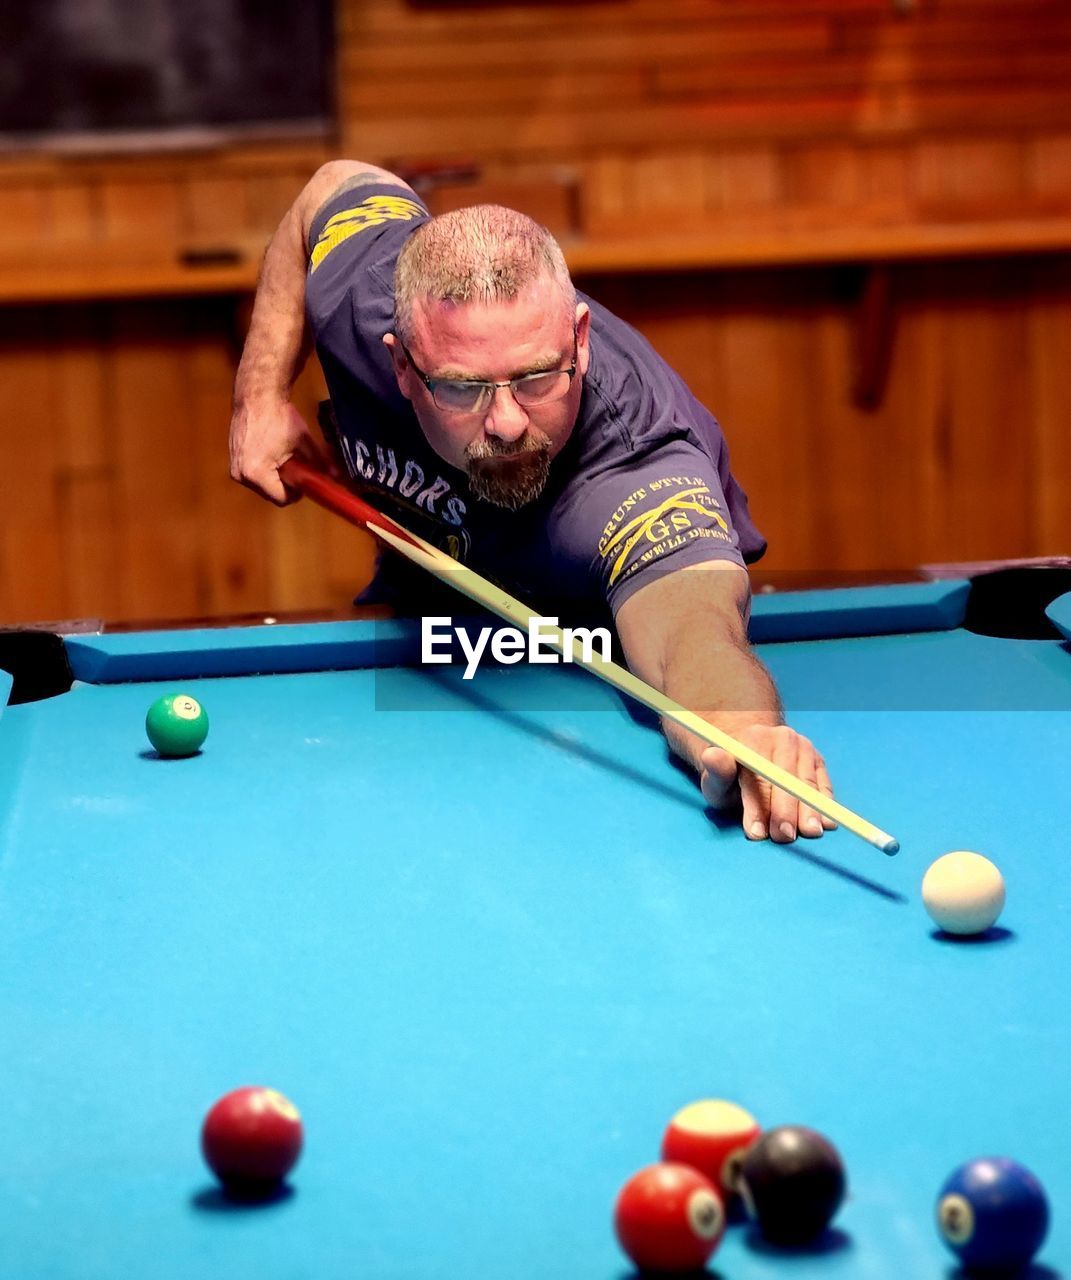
left=699, top=723, right=836, bottom=843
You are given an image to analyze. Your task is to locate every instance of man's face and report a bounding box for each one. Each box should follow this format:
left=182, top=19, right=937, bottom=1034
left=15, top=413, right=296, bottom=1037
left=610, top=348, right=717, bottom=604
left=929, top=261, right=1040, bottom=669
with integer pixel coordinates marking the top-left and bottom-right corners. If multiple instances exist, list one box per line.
left=386, top=277, right=590, bottom=510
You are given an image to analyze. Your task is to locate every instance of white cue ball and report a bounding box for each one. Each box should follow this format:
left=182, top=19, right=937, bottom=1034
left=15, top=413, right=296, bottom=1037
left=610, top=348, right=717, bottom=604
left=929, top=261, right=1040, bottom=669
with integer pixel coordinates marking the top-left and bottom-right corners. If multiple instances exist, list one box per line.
left=922, top=851, right=1006, bottom=935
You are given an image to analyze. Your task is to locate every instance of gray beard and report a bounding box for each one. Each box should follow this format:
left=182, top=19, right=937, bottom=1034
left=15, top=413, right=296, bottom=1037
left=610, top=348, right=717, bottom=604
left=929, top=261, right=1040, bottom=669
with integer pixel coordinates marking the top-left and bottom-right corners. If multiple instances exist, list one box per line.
left=465, top=438, right=552, bottom=510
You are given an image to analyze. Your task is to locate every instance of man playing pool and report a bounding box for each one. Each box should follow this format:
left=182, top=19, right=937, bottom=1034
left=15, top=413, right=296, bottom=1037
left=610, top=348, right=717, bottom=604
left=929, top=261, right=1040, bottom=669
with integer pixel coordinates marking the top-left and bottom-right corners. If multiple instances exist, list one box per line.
left=229, top=160, right=835, bottom=844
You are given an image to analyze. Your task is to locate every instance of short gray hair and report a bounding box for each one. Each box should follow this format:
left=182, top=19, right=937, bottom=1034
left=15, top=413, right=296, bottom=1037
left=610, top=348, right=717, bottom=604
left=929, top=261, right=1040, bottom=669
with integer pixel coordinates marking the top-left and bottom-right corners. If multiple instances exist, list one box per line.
left=393, top=204, right=575, bottom=343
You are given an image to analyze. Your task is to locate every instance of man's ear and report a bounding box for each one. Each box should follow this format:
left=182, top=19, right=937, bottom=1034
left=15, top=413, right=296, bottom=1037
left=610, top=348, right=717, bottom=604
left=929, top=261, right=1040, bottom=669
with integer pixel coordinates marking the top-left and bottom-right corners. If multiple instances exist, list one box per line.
left=575, top=303, right=592, bottom=377
left=383, top=333, right=412, bottom=401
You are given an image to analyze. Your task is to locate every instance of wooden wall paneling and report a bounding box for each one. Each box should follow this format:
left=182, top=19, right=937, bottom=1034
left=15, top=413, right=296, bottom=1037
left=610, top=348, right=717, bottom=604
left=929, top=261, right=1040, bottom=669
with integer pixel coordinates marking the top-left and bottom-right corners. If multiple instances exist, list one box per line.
left=108, top=303, right=202, bottom=619
left=59, top=470, right=122, bottom=621
left=267, top=499, right=332, bottom=611
left=858, top=142, right=911, bottom=212
left=243, top=167, right=323, bottom=239
left=715, top=282, right=824, bottom=571
left=797, top=297, right=864, bottom=567
left=911, top=137, right=1027, bottom=209
left=340, top=7, right=831, bottom=62
left=292, top=360, right=379, bottom=607
left=99, top=180, right=185, bottom=243
left=1027, top=133, right=1071, bottom=203
left=962, top=265, right=1036, bottom=560
left=244, top=176, right=294, bottom=241
left=0, top=309, right=68, bottom=621
left=349, top=67, right=647, bottom=119
left=51, top=307, right=123, bottom=619
left=784, top=142, right=865, bottom=209
left=45, top=184, right=100, bottom=241
left=583, top=145, right=786, bottom=240
left=0, top=188, right=49, bottom=243
left=706, top=147, right=784, bottom=217
left=655, top=49, right=1071, bottom=103
left=917, top=262, right=1034, bottom=560
left=886, top=288, right=959, bottom=562
left=833, top=9, right=1071, bottom=57
left=803, top=292, right=923, bottom=570
left=345, top=99, right=832, bottom=164
left=185, top=309, right=272, bottom=616
left=0, top=524, right=68, bottom=625
left=1029, top=258, right=1071, bottom=552
left=336, top=0, right=1071, bottom=159
left=581, top=155, right=633, bottom=232
left=713, top=0, right=1066, bottom=15
left=183, top=177, right=253, bottom=241
left=52, top=309, right=111, bottom=472
left=1, top=311, right=62, bottom=526
left=323, top=518, right=377, bottom=607
left=629, top=152, right=712, bottom=225
left=0, top=530, right=9, bottom=620
left=852, top=264, right=895, bottom=410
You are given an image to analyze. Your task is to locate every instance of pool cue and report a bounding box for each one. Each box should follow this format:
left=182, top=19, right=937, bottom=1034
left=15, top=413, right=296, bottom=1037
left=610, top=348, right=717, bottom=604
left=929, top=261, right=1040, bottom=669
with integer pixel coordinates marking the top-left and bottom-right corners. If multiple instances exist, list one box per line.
left=281, top=457, right=900, bottom=856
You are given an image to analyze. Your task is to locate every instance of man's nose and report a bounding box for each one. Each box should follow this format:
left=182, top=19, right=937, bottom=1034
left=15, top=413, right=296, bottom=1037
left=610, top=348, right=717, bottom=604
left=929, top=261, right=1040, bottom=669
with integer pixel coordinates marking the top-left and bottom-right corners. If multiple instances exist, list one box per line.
left=482, top=384, right=529, bottom=442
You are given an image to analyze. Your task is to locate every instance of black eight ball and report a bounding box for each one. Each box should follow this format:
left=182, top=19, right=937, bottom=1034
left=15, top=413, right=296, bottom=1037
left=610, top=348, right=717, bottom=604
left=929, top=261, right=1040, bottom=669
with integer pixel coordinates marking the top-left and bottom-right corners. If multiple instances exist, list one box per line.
left=739, top=1124, right=846, bottom=1245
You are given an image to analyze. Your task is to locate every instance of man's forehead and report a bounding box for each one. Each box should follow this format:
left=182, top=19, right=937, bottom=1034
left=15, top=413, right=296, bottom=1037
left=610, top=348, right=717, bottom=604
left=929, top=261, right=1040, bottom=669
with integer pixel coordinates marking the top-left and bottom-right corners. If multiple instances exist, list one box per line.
left=413, top=273, right=567, bottom=319
left=410, top=283, right=573, bottom=355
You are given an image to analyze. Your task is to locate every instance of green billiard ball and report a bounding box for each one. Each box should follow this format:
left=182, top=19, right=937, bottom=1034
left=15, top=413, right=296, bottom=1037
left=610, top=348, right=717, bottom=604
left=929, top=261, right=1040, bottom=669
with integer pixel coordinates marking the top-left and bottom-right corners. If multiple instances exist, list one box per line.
left=145, top=693, right=208, bottom=757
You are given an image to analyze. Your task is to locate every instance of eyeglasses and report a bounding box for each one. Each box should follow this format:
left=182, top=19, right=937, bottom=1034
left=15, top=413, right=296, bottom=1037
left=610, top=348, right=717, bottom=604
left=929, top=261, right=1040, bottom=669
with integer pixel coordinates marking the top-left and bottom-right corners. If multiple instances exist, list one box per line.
left=396, top=332, right=578, bottom=414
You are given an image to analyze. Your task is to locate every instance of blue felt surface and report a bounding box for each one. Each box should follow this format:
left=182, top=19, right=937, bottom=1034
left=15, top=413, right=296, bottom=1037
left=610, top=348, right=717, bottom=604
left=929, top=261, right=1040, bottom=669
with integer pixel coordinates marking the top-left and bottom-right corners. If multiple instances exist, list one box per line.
left=0, top=621, right=1069, bottom=1279
left=64, top=582, right=972, bottom=685
left=64, top=618, right=421, bottom=683
left=748, top=578, right=969, bottom=642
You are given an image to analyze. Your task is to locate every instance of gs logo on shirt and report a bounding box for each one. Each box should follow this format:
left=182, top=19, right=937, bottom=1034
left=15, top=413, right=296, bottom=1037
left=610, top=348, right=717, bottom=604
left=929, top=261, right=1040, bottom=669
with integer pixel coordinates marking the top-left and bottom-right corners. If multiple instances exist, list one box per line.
left=310, top=195, right=425, bottom=271
left=598, top=480, right=731, bottom=586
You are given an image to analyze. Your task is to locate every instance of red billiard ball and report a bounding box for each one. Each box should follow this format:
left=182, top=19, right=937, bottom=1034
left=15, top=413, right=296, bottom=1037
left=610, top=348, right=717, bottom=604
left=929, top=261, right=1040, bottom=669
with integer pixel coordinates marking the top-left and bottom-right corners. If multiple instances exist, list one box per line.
left=614, top=1163, right=725, bottom=1273
left=662, top=1098, right=761, bottom=1201
left=201, top=1086, right=303, bottom=1192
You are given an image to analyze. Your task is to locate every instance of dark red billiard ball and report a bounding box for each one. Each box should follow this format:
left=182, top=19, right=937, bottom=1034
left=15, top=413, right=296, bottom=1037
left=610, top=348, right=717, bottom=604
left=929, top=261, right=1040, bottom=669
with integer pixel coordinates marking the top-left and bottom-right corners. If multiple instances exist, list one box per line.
left=739, top=1124, right=846, bottom=1245
left=201, top=1086, right=303, bottom=1192
left=614, top=1162, right=726, bottom=1273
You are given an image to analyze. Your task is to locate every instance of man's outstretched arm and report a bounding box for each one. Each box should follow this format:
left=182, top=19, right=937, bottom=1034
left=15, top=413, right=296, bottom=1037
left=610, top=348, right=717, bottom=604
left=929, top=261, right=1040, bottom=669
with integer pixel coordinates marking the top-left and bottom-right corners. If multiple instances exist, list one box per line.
left=614, top=562, right=836, bottom=842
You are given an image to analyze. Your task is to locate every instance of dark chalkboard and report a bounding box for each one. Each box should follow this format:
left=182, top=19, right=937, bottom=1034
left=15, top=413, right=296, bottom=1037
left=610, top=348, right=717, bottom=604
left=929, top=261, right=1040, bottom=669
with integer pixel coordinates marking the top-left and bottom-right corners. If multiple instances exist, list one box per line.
left=0, top=0, right=334, bottom=147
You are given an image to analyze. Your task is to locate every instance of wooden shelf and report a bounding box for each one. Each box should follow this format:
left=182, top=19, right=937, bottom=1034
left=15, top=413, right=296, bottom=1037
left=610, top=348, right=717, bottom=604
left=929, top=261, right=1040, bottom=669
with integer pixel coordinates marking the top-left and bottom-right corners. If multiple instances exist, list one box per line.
left=2, top=216, right=1071, bottom=304
left=0, top=241, right=265, bottom=304
left=565, top=216, right=1071, bottom=275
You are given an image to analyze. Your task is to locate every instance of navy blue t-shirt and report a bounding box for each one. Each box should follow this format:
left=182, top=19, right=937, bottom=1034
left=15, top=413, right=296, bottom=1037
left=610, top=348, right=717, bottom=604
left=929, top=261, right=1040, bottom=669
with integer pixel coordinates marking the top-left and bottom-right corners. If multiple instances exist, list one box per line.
left=305, top=183, right=766, bottom=621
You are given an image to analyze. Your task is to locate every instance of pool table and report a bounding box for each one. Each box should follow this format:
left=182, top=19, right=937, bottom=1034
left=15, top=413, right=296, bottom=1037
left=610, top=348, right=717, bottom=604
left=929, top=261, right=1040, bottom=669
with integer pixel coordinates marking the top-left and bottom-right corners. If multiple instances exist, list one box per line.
left=1, top=578, right=1069, bottom=1279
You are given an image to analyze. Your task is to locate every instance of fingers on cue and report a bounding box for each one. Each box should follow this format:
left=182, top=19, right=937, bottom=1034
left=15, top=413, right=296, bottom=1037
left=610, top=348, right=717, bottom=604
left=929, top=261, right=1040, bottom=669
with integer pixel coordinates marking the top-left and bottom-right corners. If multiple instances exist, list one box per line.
left=766, top=727, right=803, bottom=843
left=815, top=754, right=837, bottom=830
left=740, top=769, right=772, bottom=842
left=245, top=465, right=294, bottom=507
left=700, top=745, right=737, bottom=782
left=700, top=747, right=739, bottom=809
left=795, top=748, right=827, bottom=840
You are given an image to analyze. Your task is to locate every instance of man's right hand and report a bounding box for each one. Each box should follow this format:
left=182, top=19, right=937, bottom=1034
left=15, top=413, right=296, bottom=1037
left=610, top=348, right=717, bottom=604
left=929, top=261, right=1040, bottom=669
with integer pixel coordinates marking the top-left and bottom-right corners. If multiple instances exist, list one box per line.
left=229, top=400, right=328, bottom=506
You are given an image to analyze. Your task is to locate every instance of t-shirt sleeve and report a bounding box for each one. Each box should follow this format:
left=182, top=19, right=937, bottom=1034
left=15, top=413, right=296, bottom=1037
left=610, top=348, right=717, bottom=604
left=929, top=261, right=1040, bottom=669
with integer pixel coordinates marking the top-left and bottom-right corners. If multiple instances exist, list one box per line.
left=564, top=437, right=752, bottom=617
left=304, top=182, right=429, bottom=392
